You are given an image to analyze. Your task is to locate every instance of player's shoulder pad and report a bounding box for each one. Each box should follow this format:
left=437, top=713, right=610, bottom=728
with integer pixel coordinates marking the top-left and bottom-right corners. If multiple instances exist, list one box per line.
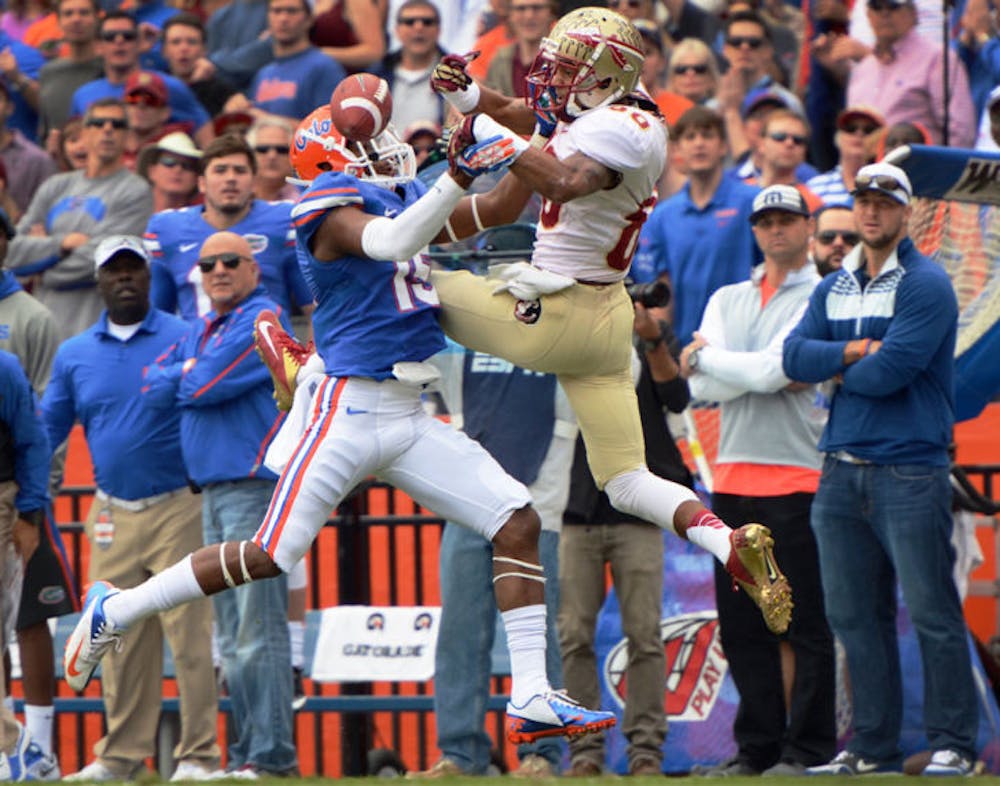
left=572, top=103, right=667, bottom=170
left=290, top=171, right=365, bottom=224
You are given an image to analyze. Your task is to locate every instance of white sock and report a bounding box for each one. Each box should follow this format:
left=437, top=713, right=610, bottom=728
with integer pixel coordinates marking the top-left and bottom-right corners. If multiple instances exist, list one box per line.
left=24, top=705, right=53, bottom=757
left=104, top=556, right=204, bottom=628
left=502, top=604, right=550, bottom=706
left=684, top=509, right=733, bottom=564
left=288, top=620, right=305, bottom=670
left=604, top=468, right=698, bottom=537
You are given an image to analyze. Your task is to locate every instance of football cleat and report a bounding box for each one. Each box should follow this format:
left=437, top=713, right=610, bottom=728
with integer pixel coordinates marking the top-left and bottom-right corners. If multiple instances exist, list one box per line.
left=725, top=523, right=793, bottom=635
left=506, top=690, right=616, bottom=743
left=7, top=722, right=60, bottom=781
left=63, top=581, right=124, bottom=693
left=253, top=311, right=312, bottom=412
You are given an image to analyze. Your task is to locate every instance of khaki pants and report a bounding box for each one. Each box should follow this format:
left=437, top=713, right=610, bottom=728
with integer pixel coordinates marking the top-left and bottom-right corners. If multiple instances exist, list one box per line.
left=433, top=270, right=644, bottom=487
left=0, top=482, right=21, bottom=751
left=85, top=489, right=218, bottom=775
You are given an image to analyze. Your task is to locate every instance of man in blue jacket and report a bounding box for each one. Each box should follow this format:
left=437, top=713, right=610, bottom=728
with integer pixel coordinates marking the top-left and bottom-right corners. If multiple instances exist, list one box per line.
left=783, top=162, right=978, bottom=778
left=140, top=230, right=297, bottom=778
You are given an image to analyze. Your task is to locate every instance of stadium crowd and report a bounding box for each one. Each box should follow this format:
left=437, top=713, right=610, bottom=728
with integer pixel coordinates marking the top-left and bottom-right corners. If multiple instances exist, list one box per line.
left=0, top=0, right=997, bottom=778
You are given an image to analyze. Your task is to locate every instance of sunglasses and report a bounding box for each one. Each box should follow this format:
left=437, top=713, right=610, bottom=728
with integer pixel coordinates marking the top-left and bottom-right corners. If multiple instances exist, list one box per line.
left=842, top=122, right=877, bottom=135
left=673, top=63, right=709, bottom=75
left=125, top=92, right=163, bottom=107
left=399, top=15, right=438, bottom=24
left=854, top=173, right=904, bottom=192
left=85, top=116, right=128, bottom=129
left=158, top=154, right=199, bottom=172
left=768, top=131, right=808, bottom=145
left=726, top=35, right=764, bottom=49
left=100, top=29, right=138, bottom=42
left=816, top=230, right=860, bottom=245
left=607, top=0, right=642, bottom=7
left=197, top=252, right=247, bottom=273
left=254, top=144, right=290, bottom=155
left=868, top=0, right=905, bottom=10
left=509, top=3, right=550, bottom=11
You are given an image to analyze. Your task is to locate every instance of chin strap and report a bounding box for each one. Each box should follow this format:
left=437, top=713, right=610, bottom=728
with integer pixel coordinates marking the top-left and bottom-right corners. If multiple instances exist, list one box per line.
left=219, top=541, right=254, bottom=588
left=492, top=556, right=545, bottom=585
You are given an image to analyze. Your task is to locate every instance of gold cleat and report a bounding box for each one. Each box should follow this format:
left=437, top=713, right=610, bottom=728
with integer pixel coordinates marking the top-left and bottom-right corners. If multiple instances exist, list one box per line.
left=726, top=523, right=793, bottom=634
left=253, top=310, right=310, bottom=411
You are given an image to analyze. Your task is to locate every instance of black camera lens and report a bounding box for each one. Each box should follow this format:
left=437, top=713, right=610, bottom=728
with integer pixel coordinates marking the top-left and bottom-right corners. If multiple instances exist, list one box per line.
left=626, top=280, right=671, bottom=309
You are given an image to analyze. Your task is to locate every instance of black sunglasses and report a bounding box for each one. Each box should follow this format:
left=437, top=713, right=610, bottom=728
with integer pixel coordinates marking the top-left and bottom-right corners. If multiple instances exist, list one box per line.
left=100, top=29, right=138, bottom=42
left=673, top=63, right=709, bottom=75
left=854, top=173, right=904, bottom=191
left=85, top=116, right=128, bottom=130
left=726, top=35, right=764, bottom=49
left=608, top=0, right=642, bottom=7
left=768, top=131, right=808, bottom=145
left=868, top=0, right=905, bottom=10
left=158, top=154, right=199, bottom=172
left=398, top=15, right=438, bottom=24
left=197, top=252, right=247, bottom=273
left=254, top=144, right=290, bottom=155
left=842, top=122, right=878, bottom=135
left=816, top=230, right=860, bottom=245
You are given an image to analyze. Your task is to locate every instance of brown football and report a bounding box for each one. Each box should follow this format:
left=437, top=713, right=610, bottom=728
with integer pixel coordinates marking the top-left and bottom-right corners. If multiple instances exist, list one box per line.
left=329, top=74, right=393, bottom=143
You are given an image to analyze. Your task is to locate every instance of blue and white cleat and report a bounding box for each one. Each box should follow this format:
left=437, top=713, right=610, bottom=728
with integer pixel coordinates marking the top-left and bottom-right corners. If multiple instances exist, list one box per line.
left=7, top=722, right=60, bottom=781
left=506, top=690, right=616, bottom=743
left=63, top=580, right=123, bottom=692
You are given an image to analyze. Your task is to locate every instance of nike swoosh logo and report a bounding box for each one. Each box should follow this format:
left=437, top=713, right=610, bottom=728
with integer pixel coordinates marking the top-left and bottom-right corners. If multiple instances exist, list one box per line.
left=345, top=406, right=368, bottom=415
left=66, top=639, right=85, bottom=679
left=180, top=242, right=198, bottom=252
left=258, top=320, right=279, bottom=357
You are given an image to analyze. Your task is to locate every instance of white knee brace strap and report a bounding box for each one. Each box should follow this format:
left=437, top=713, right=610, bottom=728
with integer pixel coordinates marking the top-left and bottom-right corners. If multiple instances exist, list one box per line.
left=492, top=555, right=546, bottom=585
left=219, top=541, right=254, bottom=589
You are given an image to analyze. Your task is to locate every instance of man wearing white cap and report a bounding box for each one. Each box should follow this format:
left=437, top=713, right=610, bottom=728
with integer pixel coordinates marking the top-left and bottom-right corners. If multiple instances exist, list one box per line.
left=682, top=185, right=833, bottom=776
left=136, top=131, right=202, bottom=212
left=784, top=163, right=979, bottom=777
left=42, top=236, right=219, bottom=782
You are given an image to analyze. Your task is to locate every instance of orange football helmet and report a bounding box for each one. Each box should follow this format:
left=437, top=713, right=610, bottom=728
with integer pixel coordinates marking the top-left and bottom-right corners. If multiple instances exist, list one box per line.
left=290, top=105, right=416, bottom=186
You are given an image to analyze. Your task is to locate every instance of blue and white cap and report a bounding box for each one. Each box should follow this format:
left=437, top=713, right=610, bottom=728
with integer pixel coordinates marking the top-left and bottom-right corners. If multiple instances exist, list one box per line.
left=94, top=235, right=150, bottom=270
left=749, top=184, right=810, bottom=224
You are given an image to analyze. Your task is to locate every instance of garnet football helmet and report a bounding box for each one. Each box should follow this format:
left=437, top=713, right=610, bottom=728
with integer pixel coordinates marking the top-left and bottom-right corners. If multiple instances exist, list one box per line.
left=290, top=105, right=416, bottom=186
left=525, top=7, right=644, bottom=119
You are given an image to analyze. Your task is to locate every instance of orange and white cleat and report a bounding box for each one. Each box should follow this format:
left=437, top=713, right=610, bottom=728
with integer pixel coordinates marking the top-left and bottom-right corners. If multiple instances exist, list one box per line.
left=506, top=690, right=616, bottom=744
left=253, top=310, right=312, bottom=411
left=726, top=523, right=793, bottom=635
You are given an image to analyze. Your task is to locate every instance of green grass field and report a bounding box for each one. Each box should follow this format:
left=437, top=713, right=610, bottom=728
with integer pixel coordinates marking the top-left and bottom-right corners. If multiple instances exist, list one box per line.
left=127, top=776, right=981, bottom=785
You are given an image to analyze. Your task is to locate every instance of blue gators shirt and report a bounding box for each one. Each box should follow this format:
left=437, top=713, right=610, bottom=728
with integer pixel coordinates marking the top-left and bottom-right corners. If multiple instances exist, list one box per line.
left=145, top=200, right=311, bottom=321
left=291, top=172, right=446, bottom=379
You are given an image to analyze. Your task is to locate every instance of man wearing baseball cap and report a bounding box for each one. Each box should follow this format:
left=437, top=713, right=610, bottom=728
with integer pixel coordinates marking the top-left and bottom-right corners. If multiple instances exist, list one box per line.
left=784, top=162, right=979, bottom=776
left=44, top=235, right=220, bottom=782
left=682, top=184, right=833, bottom=776
left=805, top=105, right=884, bottom=206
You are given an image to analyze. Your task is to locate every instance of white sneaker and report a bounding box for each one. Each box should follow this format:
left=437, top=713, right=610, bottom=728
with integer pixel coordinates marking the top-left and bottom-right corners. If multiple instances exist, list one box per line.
left=1, top=752, right=12, bottom=781
left=64, top=761, right=125, bottom=782
left=170, top=762, right=225, bottom=781
left=7, top=722, right=59, bottom=782
left=923, top=749, right=975, bottom=777
left=64, top=581, right=124, bottom=692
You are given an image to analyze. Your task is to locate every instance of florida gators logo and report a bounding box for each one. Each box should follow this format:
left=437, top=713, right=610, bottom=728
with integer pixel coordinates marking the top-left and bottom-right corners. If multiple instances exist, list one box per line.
left=602, top=612, right=728, bottom=721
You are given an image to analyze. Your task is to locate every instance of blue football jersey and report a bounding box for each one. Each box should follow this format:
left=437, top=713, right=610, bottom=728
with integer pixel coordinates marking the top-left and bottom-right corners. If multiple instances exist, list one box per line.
left=144, top=200, right=312, bottom=321
left=291, top=172, right=445, bottom=380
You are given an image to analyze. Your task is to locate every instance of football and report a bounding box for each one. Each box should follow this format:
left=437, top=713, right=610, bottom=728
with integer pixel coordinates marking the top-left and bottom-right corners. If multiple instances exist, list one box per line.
left=329, top=74, right=393, bottom=143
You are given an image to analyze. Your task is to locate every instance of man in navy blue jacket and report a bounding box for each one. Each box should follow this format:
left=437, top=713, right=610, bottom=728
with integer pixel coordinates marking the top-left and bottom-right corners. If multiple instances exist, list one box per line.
left=783, top=162, right=978, bottom=778
left=140, top=230, right=297, bottom=778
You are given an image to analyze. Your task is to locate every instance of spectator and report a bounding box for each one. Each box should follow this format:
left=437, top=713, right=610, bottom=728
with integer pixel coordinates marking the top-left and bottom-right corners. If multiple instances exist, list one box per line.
left=44, top=235, right=220, bottom=783
left=0, top=162, right=18, bottom=226
left=809, top=204, right=858, bottom=277
left=199, top=0, right=272, bottom=93
left=162, top=13, right=238, bottom=119
left=683, top=184, right=834, bottom=777
left=137, top=231, right=299, bottom=779
left=51, top=115, right=88, bottom=170
left=240, top=0, right=346, bottom=123
left=402, top=120, right=440, bottom=169
left=373, top=0, right=446, bottom=132
left=729, top=89, right=818, bottom=183
left=0, top=348, right=56, bottom=782
left=560, top=304, right=692, bottom=778
left=6, top=98, right=153, bottom=339
left=123, top=71, right=192, bottom=170
left=784, top=162, right=979, bottom=777
left=748, top=109, right=823, bottom=213
left=957, top=0, right=1000, bottom=120
left=136, top=131, right=202, bottom=212
left=666, top=38, right=720, bottom=108
left=0, top=82, right=55, bottom=218
left=638, top=107, right=760, bottom=347
left=36, top=0, right=102, bottom=145
left=247, top=118, right=299, bottom=201
left=1, top=0, right=47, bottom=42
left=143, top=134, right=313, bottom=330
left=846, top=0, right=975, bottom=146
left=806, top=105, right=883, bottom=206
left=635, top=20, right=693, bottom=127
left=310, top=0, right=387, bottom=72
left=409, top=344, right=574, bottom=779
left=466, top=0, right=513, bottom=82
left=0, top=17, right=45, bottom=143
left=131, top=0, right=181, bottom=73
left=69, top=12, right=212, bottom=148
left=484, top=0, right=557, bottom=98
left=386, top=0, right=486, bottom=54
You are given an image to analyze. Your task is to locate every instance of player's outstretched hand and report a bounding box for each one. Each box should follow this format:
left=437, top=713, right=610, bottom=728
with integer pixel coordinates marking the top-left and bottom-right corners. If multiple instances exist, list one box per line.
left=431, top=51, right=477, bottom=94
left=447, top=115, right=523, bottom=178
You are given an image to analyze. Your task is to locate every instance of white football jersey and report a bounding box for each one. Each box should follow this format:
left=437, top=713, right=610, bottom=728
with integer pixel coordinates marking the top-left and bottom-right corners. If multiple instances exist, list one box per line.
left=531, top=103, right=667, bottom=283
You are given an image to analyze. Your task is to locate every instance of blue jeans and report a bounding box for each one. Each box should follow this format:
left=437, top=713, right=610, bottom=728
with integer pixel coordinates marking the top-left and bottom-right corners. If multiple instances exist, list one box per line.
left=203, top=479, right=297, bottom=773
left=811, top=458, right=978, bottom=764
left=434, top=523, right=563, bottom=773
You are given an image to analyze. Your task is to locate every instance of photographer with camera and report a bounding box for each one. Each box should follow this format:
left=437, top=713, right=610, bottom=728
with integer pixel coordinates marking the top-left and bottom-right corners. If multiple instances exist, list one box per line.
left=558, top=285, right=694, bottom=777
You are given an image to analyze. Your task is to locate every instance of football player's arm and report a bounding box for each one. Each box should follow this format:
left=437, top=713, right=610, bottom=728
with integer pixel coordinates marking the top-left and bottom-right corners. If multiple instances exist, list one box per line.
left=434, top=171, right=535, bottom=242
left=508, top=148, right=618, bottom=203
left=474, top=85, right=536, bottom=135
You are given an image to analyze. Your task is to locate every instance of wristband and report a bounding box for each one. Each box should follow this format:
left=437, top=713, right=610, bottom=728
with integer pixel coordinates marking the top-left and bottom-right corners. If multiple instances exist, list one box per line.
left=446, top=80, right=481, bottom=114
left=18, top=509, right=43, bottom=527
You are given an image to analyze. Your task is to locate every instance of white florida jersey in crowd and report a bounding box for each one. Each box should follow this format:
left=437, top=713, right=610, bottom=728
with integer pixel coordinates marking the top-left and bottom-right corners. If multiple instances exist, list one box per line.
left=530, top=102, right=667, bottom=284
